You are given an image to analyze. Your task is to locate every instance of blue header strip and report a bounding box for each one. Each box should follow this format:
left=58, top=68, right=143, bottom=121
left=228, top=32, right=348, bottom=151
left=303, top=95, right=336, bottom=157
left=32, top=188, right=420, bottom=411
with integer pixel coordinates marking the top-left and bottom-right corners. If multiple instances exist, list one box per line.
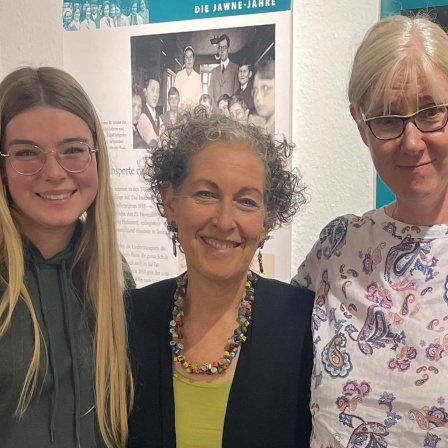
left=381, top=0, right=448, bottom=18
left=150, top=0, right=290, bottom=22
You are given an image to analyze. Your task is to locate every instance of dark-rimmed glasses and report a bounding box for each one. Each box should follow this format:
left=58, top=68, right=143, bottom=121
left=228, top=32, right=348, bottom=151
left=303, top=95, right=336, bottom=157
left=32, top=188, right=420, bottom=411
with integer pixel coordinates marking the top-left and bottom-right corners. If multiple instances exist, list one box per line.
left=0, top=141, right=98, bottom=176
left=361, top=104, right=448, bottom=140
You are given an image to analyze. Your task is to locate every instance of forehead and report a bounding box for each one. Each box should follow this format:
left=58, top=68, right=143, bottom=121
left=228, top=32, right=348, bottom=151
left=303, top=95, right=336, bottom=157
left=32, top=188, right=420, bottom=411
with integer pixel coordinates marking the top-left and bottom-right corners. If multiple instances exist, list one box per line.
left=239, top=65, right=250, bottom=72
left=169, top=93, right=179, bottom=99
left=132, top=94, right=142, bottom=103
left=254, top=74, right=274, bottom=85
left=185, top=50, right=194, bottom=57
left=365, top=69, right=448, bottom=114
left=230, top=103, right=243, bottom=111
left=148, top=80, right=159, bottom=88
left=187, top=140, right=264, bottom=181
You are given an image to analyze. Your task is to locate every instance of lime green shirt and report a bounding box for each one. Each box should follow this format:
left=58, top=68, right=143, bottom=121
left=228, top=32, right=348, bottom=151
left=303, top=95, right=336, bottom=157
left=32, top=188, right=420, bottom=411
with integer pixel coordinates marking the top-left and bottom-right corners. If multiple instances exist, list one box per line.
left=173, top=372, right=232, bottom=448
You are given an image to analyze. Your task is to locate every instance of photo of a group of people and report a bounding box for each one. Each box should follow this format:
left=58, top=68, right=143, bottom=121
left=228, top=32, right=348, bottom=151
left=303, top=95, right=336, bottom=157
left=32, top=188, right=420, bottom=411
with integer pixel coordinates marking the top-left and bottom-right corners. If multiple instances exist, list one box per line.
left=131, top=25, right=275, bottom=149
left=62, top=0, right=149, bottom=31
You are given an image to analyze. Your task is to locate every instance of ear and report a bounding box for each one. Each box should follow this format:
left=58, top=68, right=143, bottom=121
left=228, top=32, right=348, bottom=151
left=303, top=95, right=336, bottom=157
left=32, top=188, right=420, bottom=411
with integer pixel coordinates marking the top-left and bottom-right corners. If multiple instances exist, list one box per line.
left=249, top=70, right=253, bottom=79
left=160, top=183, right=177, bottom=222
left=350, top=104, right=369, bottom=147
left=244, top=109, right=250, bottom=120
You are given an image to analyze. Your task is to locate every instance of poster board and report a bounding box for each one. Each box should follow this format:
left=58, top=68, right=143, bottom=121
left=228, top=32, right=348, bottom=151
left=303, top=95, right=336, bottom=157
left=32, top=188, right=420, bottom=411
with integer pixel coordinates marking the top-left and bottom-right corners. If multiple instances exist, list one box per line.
left=63, top=0, right=293, bottom=285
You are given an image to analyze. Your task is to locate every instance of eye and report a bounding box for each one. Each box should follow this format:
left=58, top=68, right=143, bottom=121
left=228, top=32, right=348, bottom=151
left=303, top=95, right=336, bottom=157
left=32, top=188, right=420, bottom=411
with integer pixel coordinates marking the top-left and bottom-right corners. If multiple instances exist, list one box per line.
left=419, top=106, right=446, bottom=120
left=239, top=197, right=259, bottom=208
left=11, top=147, right=41, bottom=158
left=373, top=116, right=400, bottom=128
left=194, top=190, right=216, bottom=200
left=62, top=144, right=89, bottom=156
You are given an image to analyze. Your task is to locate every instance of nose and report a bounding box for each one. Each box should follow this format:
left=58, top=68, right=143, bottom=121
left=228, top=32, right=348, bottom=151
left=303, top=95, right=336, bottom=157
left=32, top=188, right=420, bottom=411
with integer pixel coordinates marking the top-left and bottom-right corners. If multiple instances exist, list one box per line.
left=400, top=121, right=426, bottom=154
left=213, top=200, right=236, bottom=231
left=40, top=152, right=67, bottom=180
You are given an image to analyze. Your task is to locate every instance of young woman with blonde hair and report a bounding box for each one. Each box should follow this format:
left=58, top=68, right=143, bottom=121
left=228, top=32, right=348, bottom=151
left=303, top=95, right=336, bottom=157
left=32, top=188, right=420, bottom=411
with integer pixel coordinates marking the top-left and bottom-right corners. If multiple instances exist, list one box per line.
left=0, top=66, right=133, bottom=448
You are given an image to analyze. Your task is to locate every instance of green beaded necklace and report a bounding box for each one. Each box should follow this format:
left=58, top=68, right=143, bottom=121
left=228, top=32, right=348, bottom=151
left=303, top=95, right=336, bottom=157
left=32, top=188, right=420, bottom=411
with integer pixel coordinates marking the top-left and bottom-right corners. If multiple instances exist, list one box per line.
left=170, top=271, right=256, bottom=374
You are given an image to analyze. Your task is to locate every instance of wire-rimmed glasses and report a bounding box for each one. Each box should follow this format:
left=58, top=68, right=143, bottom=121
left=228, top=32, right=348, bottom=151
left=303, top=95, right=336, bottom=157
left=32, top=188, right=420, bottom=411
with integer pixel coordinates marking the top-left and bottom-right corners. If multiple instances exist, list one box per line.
left=362, top=104, right=448, bottom=140
left=0, top=141, right=98, bottom=176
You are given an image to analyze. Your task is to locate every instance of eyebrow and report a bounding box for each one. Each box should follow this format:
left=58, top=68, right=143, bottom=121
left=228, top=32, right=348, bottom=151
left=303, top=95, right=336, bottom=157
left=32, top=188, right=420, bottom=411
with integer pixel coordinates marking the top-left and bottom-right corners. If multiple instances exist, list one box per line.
left=7, top=137, right=91, bottom=147
left=194, top=179, right=263, bottom=197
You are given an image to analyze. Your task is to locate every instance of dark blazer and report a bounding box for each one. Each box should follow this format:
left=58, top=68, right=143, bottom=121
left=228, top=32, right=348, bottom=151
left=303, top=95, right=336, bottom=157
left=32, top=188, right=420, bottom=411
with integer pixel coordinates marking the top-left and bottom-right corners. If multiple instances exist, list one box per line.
left=208, top=60, right=239, bottom=108
left=127, top=274, right=314, bottom=448
left=235, top=78, right=255, bottom=113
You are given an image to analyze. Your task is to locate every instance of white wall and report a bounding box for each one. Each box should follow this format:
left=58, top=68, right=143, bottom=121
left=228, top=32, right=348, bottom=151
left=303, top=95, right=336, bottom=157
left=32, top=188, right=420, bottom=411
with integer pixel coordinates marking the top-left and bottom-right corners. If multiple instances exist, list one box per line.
left=0, top=0, right=380, bottom=278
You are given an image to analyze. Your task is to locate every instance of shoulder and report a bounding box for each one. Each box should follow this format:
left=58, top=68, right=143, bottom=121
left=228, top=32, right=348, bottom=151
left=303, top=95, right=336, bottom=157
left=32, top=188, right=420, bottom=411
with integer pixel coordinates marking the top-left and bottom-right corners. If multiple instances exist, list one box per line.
left=127, top=277, right=177, bottom=322
left=318, top=208, right=383, bottom=244
left=255, top=275, right=314, bottom=309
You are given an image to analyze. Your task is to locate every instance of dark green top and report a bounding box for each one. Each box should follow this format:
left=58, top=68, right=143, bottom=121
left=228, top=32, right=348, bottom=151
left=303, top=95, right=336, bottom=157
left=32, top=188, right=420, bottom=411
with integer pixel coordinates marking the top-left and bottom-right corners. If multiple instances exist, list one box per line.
left=0, top=224, right=99, bottom=448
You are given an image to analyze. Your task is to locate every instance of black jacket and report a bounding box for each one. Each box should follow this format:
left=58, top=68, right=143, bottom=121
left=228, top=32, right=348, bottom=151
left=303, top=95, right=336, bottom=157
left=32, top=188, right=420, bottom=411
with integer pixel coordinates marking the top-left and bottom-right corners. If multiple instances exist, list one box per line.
left=127, top=274, right=314, bottom=447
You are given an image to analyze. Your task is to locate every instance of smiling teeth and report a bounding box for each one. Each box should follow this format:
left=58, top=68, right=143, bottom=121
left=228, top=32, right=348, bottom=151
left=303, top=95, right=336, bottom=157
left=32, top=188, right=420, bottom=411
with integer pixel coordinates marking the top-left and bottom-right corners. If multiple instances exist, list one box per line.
left=40, top=193, right=72, bottom=200
left=204, top=238, right=238, bottom=249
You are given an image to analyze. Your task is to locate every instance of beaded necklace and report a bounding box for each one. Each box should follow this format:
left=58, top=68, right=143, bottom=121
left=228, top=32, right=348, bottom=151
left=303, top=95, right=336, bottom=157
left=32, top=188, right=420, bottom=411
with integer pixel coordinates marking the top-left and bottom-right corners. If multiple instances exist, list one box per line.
left=170, top=271, right=256, bottom=374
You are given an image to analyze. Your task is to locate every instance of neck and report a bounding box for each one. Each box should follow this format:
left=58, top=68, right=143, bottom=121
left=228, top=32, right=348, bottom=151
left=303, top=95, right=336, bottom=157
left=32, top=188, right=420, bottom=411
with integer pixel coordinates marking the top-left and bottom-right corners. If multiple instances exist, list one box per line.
left=17, top=217, right=76, bottom=259
left=184, top=270, right=248, bottom=320
left=388, top=195, right=448, bottom=225
left=186, top=68, right=193, bottom=75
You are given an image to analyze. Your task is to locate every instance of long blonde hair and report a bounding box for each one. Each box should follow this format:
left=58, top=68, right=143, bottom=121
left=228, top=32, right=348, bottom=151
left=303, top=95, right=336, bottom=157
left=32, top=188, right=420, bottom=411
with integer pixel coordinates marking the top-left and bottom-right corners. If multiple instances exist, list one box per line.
left=349, top=14, right=448, bottom=117
left=0, top=67, right=133, bottom=448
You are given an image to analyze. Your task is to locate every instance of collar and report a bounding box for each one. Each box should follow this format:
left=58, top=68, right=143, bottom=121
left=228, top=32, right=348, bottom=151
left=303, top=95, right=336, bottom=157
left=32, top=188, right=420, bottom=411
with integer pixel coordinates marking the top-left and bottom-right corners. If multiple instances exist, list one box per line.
left=146, top=103, right=157, bottom=120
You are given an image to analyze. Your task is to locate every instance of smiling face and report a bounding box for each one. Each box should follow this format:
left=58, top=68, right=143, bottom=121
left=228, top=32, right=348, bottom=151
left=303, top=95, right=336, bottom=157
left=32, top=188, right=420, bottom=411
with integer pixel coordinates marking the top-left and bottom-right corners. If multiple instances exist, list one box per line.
left=238, top=65, right=252, bottom=86
left=356, top=70, right=448, bottom=208
left=64, top=10, right=72, bottom=24
left=163, top=140, right=267, bottom=283
left=3, top=106, right=98, bottom=247
left=218, top=38, right=229, bottom=62
left=230, top=102, right=248, bottom=124
left=145, top=79, right=160, bottom=109
left=74, top=8, right=81, bottom=21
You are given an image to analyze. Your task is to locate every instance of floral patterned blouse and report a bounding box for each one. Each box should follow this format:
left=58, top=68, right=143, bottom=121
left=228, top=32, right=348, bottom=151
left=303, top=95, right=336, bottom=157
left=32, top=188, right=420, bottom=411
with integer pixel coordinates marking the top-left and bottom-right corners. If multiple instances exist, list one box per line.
left=292, top=207, right=448, bottom=448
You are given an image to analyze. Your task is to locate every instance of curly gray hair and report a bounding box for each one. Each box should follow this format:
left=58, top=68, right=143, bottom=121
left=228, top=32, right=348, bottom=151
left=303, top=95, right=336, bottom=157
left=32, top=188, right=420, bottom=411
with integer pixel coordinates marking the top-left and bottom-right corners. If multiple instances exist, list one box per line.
left=142, top=114, right=306, bottom=230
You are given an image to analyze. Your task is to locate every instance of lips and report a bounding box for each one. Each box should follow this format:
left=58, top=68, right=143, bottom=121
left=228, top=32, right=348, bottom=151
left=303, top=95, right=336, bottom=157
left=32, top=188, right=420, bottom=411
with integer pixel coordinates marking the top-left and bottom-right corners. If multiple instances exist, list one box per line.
left=202, top=237, right=240, bottom=250
left=37, top=191, right=74, bottom=200
left=398, top=160, right=434, bottom=169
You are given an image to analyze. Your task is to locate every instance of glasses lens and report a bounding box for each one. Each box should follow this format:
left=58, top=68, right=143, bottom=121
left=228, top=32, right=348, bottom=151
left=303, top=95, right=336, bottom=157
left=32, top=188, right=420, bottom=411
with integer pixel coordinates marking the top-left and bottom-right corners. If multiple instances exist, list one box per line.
left=6, top=142, right=93, bottom=175
left=369, top=116, right=404, bottom=140
left=8, top=145, right=44, bottom=175
left=58, top=142, right=93, bottom=173
left=416, top=105, right=448, bottom=132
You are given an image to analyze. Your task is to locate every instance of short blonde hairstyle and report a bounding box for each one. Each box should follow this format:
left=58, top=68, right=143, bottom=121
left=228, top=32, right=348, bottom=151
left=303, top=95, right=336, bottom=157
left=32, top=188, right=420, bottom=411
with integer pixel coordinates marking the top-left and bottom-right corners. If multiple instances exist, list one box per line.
left=0, top=67, right=133, bottom=448
left=349, top=14, right=448, bottom=117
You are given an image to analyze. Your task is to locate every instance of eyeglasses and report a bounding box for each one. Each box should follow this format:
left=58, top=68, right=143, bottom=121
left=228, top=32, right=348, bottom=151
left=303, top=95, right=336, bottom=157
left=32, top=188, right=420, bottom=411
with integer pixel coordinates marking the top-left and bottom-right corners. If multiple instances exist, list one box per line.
left=218, top=46, right=228, bottom=51
left=1, top=141, right=98, bottom=176
left=252, top=84, right=274, bottom=98
left=362, top=104, right=448, bottom=140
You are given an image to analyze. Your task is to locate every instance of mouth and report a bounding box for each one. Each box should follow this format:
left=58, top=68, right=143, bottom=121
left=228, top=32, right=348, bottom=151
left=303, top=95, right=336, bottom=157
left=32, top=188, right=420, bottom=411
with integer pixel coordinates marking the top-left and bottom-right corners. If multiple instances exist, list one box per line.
left=202, top=237, right=240, bottom=250
left=37, top=191, right=75, bottom=201
left=398, top=160, right=434, bottom=169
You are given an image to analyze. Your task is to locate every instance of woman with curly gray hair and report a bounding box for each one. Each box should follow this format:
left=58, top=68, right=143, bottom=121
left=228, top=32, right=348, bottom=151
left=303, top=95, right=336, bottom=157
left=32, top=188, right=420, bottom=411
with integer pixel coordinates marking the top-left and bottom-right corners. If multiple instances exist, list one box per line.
left=127, top=115, right=313, bottom=447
